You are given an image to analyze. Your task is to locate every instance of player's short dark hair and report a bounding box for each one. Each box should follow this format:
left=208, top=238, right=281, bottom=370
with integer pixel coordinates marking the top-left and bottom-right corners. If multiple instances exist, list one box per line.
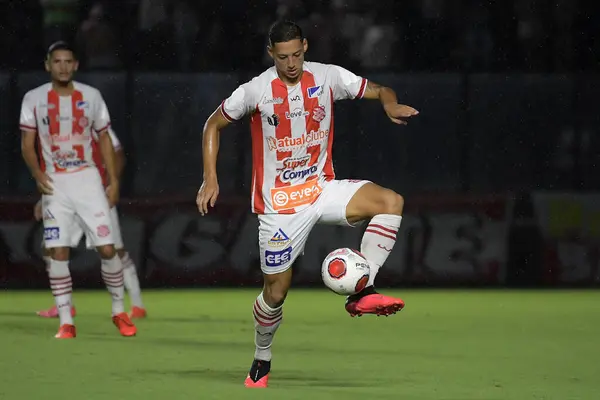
left=268, top=20, right=304, bottom=46
left=46, top=41, right=77, bottom=60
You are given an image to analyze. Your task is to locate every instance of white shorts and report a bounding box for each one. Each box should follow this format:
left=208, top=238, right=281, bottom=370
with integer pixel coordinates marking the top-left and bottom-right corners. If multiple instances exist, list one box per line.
left=259, top=179, right=370, bottom=274
left=70, top=207, right=124, bottom=249
left=42, top=168, right=115, bottom=249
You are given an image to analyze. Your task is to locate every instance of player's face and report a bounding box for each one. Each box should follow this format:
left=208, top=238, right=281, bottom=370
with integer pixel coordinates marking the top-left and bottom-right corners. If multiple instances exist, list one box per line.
left=45, top=50, right=78, bottom=84
left=269, top=39, right=308, bottom=83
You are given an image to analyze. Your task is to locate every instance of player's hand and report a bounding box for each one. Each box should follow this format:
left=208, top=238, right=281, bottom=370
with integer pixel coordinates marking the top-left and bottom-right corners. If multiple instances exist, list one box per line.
left=197, top=176, right=219, bottom=216
left=33, top=199, right=43, bottom=221
left=34, top=172, right=54, bottom=195
left=383, top=103, right=419, bottom=125
left=106, top=184, right=119, bottom=208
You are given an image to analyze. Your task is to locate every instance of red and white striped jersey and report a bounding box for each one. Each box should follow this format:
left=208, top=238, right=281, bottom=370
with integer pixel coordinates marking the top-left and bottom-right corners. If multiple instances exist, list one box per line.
left=221, top=62, right=367, bottom=215
left=19, top=81, right=111, bottom=174
left=93, top=128, right=123, bottom=187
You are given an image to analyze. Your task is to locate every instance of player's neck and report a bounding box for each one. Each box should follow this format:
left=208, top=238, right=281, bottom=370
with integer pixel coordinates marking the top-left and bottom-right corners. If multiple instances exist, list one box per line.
left=277, top=70, right=303, bottom=87
left=51, top=81, right=75, bottom=96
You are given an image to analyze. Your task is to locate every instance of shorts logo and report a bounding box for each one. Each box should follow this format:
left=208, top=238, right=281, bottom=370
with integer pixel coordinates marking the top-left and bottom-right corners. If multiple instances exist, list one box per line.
left=312, top=105, right=326, bottom=122
left=97, top=225, right=110, bottom=238
left=43, top=209, right=55, bottom=221
left=265, top=247, right=293, bottom=267
left=268, top=229, right=290, bottom=247
left=307, top=85, right=322, bottom=98
left=270, top=179, right=322, bottom=211
left=44, top=227, right=60, bottom=240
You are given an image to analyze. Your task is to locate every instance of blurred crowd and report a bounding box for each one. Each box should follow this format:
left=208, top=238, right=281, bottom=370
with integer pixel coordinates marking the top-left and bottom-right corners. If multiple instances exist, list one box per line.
left=0, top=0, right=597, bottom=72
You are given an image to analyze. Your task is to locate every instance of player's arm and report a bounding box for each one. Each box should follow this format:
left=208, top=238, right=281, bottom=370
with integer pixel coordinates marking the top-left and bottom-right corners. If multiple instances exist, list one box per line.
left=362, top=81, right=419, bottom=125
left=98, top=130, right=119, bottom=206
left=196, top=108, right=231, bottom=215
left=21, top=129, right=53, bottom=194
left=115, top=147, right=126, bottom=182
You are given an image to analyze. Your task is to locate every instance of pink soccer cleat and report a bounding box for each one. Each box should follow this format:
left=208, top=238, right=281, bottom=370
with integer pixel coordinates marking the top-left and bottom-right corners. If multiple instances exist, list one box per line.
left=129, top=306, right=147, bottom=319
left=244, top=360, right=270, bottom=388
left=345, top=287, right=405, bottom=317
left=37, top=305, right=77, bottom=318
left=112, top=312, right=137, bottom=337
left=55, top=324, right=76, bottom=339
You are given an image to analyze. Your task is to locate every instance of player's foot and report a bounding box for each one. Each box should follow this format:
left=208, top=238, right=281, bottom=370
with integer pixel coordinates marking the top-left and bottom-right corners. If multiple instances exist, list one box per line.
left=55, top=324, right=76, bottom=339
left=112, top=312, right=137, bottom=337
left=129, top=306, right=147, bottom=319
left=37, top=305, right=77, bottom=318
left=244, top=359, right=270, bottom=388
left=345, top=286, right=405, bottom=317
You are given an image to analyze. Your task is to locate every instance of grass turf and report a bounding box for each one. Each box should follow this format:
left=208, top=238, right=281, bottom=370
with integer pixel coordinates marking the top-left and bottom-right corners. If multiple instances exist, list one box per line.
left=0, top=289, right=598, bottom=400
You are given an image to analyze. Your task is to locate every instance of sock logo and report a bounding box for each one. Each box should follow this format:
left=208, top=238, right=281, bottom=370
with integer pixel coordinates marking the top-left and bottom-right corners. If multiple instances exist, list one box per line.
left=377, top=244, right=392, bottom=252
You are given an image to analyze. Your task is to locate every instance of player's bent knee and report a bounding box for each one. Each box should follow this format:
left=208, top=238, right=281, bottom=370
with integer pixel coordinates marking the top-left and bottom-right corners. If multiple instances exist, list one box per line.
left=381, top=191, right=404, bottom=215
left=262, top=271, right=291, bottom=308
left=96, top=245, right=116, bottom=260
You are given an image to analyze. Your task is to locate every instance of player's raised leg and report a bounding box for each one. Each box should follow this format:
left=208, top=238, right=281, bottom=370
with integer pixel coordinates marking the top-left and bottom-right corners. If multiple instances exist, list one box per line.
left=344, top=182, right=405, bottom=317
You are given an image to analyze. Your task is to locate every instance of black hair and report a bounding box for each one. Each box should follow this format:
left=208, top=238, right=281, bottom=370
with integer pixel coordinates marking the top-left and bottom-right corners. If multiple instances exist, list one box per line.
left=268, top=20, right=304, bottom=47
left=46, top=41, right=77, bottom=60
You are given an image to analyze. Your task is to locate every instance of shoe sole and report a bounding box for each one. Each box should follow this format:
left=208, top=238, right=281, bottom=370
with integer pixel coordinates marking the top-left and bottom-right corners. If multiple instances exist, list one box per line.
left=348, top=303, right=404, bottom=317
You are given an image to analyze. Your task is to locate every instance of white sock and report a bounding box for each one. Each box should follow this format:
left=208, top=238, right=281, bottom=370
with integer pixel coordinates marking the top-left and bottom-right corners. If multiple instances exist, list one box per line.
left=253, top=292, right=283, bottom=362
left=361, top=214, right=403, bottom=287
left=48, top=259, right=73, bottom=326
left=101, top=255, right=125, bottom=315
left=121, top=252, right=144, bottom=308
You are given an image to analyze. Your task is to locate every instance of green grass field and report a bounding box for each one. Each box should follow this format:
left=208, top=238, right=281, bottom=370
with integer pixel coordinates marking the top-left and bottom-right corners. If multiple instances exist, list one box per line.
left=1, top=289, right=599, bottom=400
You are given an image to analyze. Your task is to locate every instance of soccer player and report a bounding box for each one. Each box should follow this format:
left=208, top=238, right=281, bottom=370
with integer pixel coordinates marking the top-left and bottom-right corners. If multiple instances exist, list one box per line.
left=196, top=21, right=418, bottom=387
left=34, top=128, right=147, bottom=320
left=20, top=41, right=137, bottom=339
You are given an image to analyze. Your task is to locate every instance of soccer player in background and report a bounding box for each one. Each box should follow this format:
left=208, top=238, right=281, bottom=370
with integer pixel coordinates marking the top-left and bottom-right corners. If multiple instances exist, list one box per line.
left=34, top=128, right=147, bottom=320
left=197, top=21, right=418, bottom=387
left=20, top=41, right=137, bottom=339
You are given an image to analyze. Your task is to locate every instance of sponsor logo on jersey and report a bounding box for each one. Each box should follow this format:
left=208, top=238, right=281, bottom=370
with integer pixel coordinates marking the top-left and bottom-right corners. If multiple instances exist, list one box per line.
left=265, top=247, right=293, bottom=267
left=76, top=101, right=89, bottom=109
left=285, top=108, right=309, bottom=120
left=267, top=114, right=280, bottom=127
left=312, top=105, right=326, bottom=122
left=263, top=97, right=284, bottom=105
left=266, top=129, right=329, bottom=152
left=52, top=150, right=86, bottom=169
left=278, top=155, right=310, bottom=171
left=268, top=228, right=290, bottom=247
left=280, top=165, right=318, bottom=182
left=307, top=85, right=323, bottom=98
left=44, top=227, right=60, bottom=240
left=270, top=179, right=322, bottom=211
left=289, top=95, right=301, bottom=102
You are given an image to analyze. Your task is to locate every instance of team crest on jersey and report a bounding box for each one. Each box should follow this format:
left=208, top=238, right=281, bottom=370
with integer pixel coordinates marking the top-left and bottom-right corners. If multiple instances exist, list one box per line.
left=307, top=85, right=323, bottom=98
left=312, top=105, right=326, bottom=122
left=268, top=229, right=290, bottom=247
left=76, top=101, right=89, bottom=109
left=78, top=117, right=89, bottom=129
left=267, top=114, right=280, bottom=127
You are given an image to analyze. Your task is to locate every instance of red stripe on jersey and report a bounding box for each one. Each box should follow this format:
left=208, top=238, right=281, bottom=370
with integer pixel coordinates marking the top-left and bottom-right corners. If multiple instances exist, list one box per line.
left=322, top=88, right=335, bottom=180
left=300, top=71, right=321, bottom=171
left=71, top=90, right=85, bottom=135
left=91, top=136, right=107, bottom=186
left=272, top=80, right=291, bottom=188
left=47, top=90, right=60, bottom=136
left=33, top=107, right=45, bottom=172
left=250, top=106, right=265, bottom=214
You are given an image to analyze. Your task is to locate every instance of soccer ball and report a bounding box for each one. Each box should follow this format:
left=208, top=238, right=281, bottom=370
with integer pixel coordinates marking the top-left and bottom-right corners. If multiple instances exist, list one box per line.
left=321, top=248, right=370, bottom=296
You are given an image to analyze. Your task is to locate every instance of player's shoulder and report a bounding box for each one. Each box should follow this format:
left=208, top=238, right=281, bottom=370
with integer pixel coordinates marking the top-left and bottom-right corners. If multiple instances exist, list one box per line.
left=304, top=61, right=343, bottom=77
left=73, top=81, right=102, bottom=97
left=23, top=83, right=52, bottom=100
left=243, top=67, right=279, bottom=91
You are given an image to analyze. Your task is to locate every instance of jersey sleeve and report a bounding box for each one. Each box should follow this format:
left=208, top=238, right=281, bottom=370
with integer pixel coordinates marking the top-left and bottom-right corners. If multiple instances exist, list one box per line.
left=220, top=82, right=257, bottom=122
left=330, top=65, right=368, bottom=101
left=19, top=92, right=37, bottom=132
left=108, top=128, right=122, bottom=151
left=92, top=90, right=111, bottom=133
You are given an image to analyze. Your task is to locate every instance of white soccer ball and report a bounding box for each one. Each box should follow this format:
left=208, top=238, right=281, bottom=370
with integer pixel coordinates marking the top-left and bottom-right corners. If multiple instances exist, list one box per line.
left=321, top=248, right=371, bottom=296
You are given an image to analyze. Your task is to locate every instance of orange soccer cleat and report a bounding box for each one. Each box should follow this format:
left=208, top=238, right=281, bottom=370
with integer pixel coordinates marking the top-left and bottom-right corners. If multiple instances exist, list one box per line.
left=37, top=305, right=77, bottom=318
left=345, top=287, right=405, bottom=317
left=112, top=312, right=137, bottom=337
left=55, top=324, right=76, bottom=339
left=129, top=306, right=147, bottom=319
left=244, top=360, right=270, bottom=388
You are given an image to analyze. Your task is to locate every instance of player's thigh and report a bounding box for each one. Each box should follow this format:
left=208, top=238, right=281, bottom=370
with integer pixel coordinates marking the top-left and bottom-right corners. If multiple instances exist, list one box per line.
left=345, top=181, right=404, bottom=224
left=85, top=207, right=123, bottom=250
left=317, top=179, right=372, bottom=227
left=71, top=170, right=115, bottom=248
left=70, top=214, right=85, bottom=248
left=41, top=192, right=76, bottom=249
left=258, top=209, right=319, bottom=277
